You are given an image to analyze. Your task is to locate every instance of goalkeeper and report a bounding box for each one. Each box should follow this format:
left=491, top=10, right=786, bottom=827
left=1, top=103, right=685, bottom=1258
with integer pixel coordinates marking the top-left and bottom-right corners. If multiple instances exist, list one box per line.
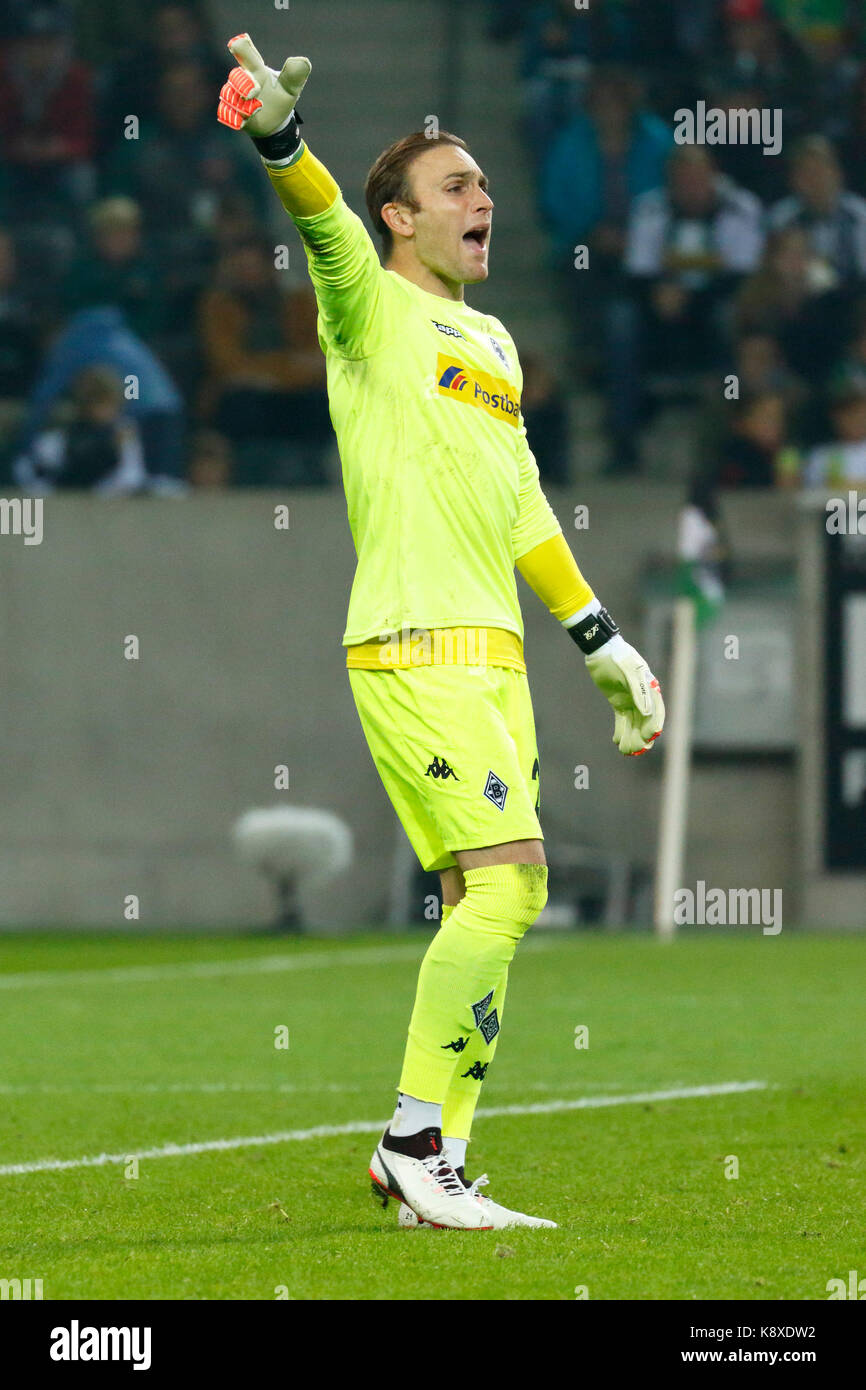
left=218, top=33, right=664, bottom=1231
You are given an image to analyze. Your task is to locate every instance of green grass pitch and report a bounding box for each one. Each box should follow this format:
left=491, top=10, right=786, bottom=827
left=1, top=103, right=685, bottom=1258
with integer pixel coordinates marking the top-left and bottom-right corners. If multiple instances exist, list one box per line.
left=0, top=930, right=863, bottom=1301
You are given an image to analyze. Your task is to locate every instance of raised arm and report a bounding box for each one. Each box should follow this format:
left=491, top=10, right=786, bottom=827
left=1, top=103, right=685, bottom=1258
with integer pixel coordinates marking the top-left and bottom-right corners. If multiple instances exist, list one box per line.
left=217, top=33, right=386, bottom=358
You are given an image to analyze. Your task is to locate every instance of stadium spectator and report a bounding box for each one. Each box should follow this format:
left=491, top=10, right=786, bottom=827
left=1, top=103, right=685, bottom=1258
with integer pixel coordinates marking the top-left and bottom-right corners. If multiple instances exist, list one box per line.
left=626, top=148, right=765, bottom=283
left=0, top=230, right=41, bottom=402
left=61, top=197, right=165, bottom=343
left=771, top=0, right=850, bottom=46
left=733, top=329, right=806, bottom=399
left=524, top=0, right=687, bottom=75
left=491, top=0, right=715, bottom=65
left=705, top=1, right=813, bottom=138
left=12, top=364, right=150, bottom=494
left=602, top=147, right=764, bottom=468
left=831, top=305, right=866, bottom=394
left=519, top=0, right=595, bottom=148
left=839, top=68, right=866, bottom=196
left=520, top=353, right=570, bottom=485
left=707, top=388, right=792, bottom=488
left=696, top=328, right=809, bottom=473
left=688, top=2, right=815, bottom=201
left=771, top=0, right=862, bottom=134
left=187, top=428, right=233, bottom=489
left=540, top=66, right=673, bottom=262
left=803, top=379, right=866, bottom=486
left=197, top=241, right=331, bottom=477
left=669, top=0, right=720, bottom=62
left=519, top=0, right=689, bottom=149
left=734, top=225, right=852, bottom=388
left=0, top=4, right=95, bottom=219
left=98, top=3, right=226, bottom=152
left=698, top=76, right=791, bottom=204
left=102, top=60, right=267, bottom=286
left=66, top=0, right=149, bottom=68
left=4, top=0, right=864, bottom=494
left=769, top=135, right=866, bottom=282
left=210, top=188, right=263, bottom=255
left=487, top=0, right=530, bottom=43
left=20, top=305, right=186, bottom=479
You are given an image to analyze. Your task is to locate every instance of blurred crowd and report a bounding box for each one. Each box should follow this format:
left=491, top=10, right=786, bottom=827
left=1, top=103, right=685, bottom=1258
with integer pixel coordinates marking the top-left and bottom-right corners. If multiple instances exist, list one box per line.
left=0, top=0, right=331, bottom=492
left=1, top=0, right=866, bottom=494
left=492, top=0, right=866, bottom=487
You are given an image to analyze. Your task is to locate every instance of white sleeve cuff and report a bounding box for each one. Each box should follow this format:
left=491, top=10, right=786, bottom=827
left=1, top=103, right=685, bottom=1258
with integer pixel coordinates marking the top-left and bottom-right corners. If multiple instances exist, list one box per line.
left=561, top=596, right=602, bottom=629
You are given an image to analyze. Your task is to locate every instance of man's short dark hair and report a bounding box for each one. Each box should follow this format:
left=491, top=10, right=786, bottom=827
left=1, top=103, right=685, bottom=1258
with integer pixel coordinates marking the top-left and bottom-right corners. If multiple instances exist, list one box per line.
left=365, top=130, right=469, bottom=255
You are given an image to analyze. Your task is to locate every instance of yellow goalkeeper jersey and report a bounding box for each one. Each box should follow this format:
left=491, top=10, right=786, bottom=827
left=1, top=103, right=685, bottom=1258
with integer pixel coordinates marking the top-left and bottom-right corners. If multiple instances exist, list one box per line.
left=285, top=183, right=562, bottom=648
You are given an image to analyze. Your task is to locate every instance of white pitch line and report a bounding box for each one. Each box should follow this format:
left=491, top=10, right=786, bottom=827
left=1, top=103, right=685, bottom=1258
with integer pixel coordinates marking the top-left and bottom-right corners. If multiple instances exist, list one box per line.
left=0, top=934, right=562, bottom=992
left=0, top=944, right=426, bottom=991
left=0, top=1082, right=365, bottom=1096
left=0, top=1077, right=631, bottom=1097
left=0, top=1081, right=767, bottom=1177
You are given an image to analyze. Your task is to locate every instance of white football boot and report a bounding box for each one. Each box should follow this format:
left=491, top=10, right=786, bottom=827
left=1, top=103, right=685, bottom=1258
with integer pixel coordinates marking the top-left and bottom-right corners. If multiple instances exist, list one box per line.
left=369, top=1134, right=493, bottom=1230
left=397, top=1171, right=557, bottom=1230
left=465, top=1173, right=557, bottom=1228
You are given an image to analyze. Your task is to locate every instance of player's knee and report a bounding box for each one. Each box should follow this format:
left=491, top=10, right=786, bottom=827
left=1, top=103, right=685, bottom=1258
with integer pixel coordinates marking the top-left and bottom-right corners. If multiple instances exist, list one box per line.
left=463, top=862, right=548, bottom=938
left=513, top=862, right=548, bottom=928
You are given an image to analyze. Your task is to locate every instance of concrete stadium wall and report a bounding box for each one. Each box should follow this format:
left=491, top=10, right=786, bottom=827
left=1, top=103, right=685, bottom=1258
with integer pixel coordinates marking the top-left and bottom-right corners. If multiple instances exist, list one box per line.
left=0, top=486, right=807, bottom=930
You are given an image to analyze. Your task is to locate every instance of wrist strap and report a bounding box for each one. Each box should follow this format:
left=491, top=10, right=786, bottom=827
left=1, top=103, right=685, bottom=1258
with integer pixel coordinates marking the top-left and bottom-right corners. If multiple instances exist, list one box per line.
left=567, top=605, right=620, bottom=655
left=252, top=108, right=303, bottom=163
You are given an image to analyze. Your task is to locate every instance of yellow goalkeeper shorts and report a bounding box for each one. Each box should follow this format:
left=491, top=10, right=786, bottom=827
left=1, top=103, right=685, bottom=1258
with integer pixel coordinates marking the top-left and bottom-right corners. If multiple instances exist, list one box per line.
left=348, top=663, right=542, bottom=872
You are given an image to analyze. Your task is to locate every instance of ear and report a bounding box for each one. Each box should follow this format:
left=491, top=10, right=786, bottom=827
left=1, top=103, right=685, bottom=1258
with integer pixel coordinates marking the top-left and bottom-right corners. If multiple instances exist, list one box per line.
left=381, top=201, right=415, bottom=242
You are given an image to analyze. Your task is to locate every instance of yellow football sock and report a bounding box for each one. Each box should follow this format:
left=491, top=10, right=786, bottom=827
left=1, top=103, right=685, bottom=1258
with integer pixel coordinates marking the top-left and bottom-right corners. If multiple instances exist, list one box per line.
left=435, top=897, right=512, bottom=1142
left=398, top=863, right=547, bottom=1106
left=441, top=963, right=508, bottom=1142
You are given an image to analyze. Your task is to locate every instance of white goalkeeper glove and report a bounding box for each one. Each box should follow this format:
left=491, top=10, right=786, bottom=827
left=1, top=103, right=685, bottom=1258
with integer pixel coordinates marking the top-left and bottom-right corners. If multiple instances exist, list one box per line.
left=566, top=604, right=664, bottom=756
left=586, top=634, right=665, bottom=756
left=217, top=32, right=310, bottom=140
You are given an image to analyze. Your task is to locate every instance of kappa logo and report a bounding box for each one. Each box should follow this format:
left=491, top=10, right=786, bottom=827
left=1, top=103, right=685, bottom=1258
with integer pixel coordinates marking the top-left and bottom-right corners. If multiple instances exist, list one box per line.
left=441, top=1036, right=469, bottom=1053
left=432, top=320, right=464, bottom=340
left=461, top=1061, right=489, bottom=1082
left=483, top=770, right=508, bottom=810
left=426, top=755, right=459, bottom=781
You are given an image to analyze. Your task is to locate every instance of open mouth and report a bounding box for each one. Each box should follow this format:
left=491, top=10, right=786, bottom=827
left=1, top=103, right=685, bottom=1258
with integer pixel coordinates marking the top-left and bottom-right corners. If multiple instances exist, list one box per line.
left=463, top=227, right=489, bottom=249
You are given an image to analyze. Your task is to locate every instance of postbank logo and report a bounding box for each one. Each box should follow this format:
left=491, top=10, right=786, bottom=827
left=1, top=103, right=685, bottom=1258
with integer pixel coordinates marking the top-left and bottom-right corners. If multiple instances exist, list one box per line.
left=436, top=354, right=520, bottom=428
